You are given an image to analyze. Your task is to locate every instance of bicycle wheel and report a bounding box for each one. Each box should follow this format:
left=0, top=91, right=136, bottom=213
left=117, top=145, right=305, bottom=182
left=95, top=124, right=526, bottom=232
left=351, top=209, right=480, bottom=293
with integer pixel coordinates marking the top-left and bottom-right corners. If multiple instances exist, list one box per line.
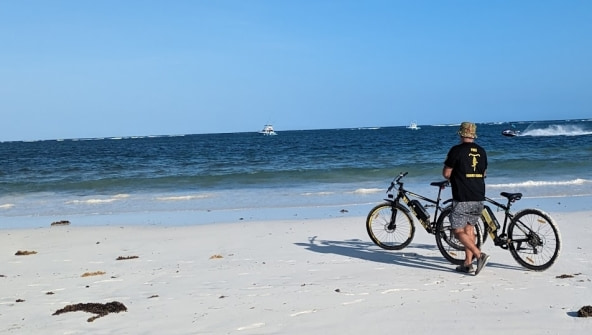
left=435, top=207, right=483, bottom=265
left=366, top=203, right=415, bottom=250
left=508, top=209, right=561, bottom=271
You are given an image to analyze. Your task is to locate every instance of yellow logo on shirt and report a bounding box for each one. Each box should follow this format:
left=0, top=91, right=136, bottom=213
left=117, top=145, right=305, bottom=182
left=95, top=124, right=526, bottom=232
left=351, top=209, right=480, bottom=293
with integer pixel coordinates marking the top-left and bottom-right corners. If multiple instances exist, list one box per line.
left=467, top=147, right=482, bottom=177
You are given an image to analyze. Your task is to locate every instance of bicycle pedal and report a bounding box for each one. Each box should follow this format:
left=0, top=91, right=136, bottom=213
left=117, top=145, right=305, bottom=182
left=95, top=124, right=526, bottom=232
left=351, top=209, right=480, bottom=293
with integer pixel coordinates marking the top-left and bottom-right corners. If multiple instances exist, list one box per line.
left=494, top=236, right=509, bottom=247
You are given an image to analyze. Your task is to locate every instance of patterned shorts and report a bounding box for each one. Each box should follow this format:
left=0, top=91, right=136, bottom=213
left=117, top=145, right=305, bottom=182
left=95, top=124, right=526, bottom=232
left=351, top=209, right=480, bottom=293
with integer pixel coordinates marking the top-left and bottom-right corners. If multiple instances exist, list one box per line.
left=450, top=201, right=484, bottom=230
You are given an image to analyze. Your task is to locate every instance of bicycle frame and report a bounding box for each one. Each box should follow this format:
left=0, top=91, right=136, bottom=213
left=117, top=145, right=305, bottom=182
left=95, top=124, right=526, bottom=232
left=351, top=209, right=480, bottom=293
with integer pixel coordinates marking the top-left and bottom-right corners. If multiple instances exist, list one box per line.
left=368, top=172, right=491, bottom=261
left=432, top=189, right=561, bottom=270
left=481, top=195, right=519, bottom=248
left=386, top=173, right=450, bottom=233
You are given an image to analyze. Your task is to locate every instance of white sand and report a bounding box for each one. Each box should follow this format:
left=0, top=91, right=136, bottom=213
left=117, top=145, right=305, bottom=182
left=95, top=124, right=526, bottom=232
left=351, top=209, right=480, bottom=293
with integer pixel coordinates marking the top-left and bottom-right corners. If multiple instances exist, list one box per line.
left=1, top=210, right=591, bottom=334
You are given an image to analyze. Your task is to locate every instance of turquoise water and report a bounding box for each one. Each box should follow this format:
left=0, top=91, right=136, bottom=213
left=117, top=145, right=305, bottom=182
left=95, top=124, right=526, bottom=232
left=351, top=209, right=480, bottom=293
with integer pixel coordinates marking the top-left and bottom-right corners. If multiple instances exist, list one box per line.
left=1, top=119, right=591, bottom=228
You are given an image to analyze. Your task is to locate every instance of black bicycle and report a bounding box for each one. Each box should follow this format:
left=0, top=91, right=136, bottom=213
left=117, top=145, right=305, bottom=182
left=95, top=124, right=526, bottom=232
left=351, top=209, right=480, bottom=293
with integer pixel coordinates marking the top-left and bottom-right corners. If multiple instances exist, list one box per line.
left=366, top=172, right=482, bottom=264
left=435, top=192, right=561, bottom=270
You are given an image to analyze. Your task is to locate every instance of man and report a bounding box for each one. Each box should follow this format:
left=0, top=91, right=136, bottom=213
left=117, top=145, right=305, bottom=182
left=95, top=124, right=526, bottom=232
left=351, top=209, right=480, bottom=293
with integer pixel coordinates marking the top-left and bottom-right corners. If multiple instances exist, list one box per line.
left=442, top=122, right=490, bottom=275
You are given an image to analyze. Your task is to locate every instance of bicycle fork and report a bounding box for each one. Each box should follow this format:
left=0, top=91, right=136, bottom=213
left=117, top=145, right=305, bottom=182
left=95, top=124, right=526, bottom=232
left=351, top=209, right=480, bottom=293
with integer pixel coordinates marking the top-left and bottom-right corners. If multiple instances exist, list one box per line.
left=387, top=200, right=399, bottom=230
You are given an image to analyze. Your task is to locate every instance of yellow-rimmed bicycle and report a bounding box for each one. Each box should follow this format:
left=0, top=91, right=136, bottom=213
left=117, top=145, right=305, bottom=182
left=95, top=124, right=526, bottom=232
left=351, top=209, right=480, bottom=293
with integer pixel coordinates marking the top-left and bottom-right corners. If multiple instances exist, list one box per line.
left=366, top=172, right=483, bottom=264
left=435, top=192, right=561, bottom=270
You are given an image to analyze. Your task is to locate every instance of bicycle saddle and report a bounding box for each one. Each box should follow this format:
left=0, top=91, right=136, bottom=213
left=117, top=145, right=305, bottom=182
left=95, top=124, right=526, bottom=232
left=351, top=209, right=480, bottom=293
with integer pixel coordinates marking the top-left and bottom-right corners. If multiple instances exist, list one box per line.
left=501, top=192, right=522, bottom=202
left=430, top=180, right=449, bottom=188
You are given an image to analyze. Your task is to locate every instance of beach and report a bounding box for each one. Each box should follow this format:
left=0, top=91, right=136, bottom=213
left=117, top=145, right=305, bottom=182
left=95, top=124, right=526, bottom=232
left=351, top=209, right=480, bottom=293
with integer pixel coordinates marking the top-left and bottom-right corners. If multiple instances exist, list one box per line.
left=1, top=200, right=591, bottom=334
left=2, top=0, right=592, bottom=331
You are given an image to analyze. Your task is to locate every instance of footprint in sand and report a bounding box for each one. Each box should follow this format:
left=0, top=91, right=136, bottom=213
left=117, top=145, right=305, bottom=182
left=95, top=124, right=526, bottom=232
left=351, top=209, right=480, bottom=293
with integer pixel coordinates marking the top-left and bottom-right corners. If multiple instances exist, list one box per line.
left=342, top=299, right=364, bottom=305
left=381, top=288, right=418, bottom=294
left=290, top=309, right=317, bottom=317
left=236, top=322, right=265, bottom=330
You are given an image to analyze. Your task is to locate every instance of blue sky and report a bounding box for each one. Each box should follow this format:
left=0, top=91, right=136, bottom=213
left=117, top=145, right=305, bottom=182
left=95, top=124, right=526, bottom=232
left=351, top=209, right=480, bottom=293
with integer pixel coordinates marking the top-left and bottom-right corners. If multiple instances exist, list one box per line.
left=1, top=1, right=591, bottom=141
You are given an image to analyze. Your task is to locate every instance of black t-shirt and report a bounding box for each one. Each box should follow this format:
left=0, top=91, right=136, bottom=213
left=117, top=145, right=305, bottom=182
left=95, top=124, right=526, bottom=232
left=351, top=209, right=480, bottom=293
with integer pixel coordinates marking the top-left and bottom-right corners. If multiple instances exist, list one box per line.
left=444, top=142, right=487, bottom=202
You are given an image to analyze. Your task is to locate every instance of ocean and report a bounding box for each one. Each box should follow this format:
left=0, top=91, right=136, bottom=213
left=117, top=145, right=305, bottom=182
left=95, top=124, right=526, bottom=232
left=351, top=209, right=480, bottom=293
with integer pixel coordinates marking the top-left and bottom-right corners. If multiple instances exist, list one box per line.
left=1, top=119, right=591, bottom=228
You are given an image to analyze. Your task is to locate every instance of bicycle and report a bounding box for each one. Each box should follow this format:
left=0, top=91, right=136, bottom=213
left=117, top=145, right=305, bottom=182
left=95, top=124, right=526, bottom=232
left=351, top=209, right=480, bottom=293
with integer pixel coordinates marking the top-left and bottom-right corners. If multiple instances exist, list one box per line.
left=366, top=172, right=483, bottom=264
left=435, top=191, right=561, bottom=270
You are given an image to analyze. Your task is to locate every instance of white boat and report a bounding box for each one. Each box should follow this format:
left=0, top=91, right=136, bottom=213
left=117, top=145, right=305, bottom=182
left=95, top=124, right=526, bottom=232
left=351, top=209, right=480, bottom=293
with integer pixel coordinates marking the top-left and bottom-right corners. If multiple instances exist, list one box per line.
left=407, top=122, right=421, bottom=130
left=259, top=124, right=277, bottom=136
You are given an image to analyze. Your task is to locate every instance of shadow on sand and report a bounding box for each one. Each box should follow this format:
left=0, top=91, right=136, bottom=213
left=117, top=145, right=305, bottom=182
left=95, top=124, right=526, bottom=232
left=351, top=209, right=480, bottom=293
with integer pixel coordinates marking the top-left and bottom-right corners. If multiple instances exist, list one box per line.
left=295, top=236, right=521, bottom=273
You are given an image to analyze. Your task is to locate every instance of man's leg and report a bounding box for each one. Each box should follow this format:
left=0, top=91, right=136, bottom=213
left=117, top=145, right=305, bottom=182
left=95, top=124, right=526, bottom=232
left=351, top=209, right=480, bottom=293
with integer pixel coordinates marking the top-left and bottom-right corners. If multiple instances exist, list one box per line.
left=454, top=224, right=480, bottom=265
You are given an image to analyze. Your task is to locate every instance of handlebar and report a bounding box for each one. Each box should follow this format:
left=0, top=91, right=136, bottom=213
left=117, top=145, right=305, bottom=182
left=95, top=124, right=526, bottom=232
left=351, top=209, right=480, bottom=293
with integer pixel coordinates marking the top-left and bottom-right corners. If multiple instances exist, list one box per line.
left=387, top=171, right=408, bottom=193
left=387, top=171, right=449, bottom=194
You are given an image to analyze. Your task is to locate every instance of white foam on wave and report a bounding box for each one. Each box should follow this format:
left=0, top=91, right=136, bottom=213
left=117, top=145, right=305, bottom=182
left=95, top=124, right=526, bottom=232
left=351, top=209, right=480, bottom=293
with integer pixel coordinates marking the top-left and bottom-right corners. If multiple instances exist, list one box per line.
left=302, top=188, right=383, bottom=196
left=67, top=198, right=119, bottom=204
left=66, top=194, right=130, bottom=205
left=156, top=194, right=212, bottom=201
left=432, top=123, right=459, bottom=127
left=301, top=191, right=335, bottom=196
left=352, top=188, right=383, bottom=194
left=489, top=178, right=589, bottom=188
left=0, top=203, right=15, bottom=209
left=521, top=124, right=592, bottom=137
left=354, top=127, right=381, bottom=130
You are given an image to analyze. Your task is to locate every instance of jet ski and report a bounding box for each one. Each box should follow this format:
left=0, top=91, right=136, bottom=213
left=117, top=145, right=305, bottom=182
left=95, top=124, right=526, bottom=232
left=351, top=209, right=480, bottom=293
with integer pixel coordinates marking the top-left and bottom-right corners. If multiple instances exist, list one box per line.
left=502, top=129, right=520, bottom=137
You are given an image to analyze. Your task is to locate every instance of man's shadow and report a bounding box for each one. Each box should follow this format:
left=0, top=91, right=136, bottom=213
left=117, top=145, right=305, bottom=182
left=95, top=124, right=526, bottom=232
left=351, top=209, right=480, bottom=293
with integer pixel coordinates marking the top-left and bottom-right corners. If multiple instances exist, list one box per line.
left=295, top=236, right=454, bottom=272
left=295, top=236, right=519, bottom=273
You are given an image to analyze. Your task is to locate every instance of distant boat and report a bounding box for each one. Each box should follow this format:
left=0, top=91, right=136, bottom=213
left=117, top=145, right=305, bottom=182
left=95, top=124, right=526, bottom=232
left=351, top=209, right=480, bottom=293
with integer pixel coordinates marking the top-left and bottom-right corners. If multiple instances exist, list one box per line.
left=502, top=129, right=520, bottom=137
left=407, top=122, right=421, bottom=130
left=259, top=124, right=277, bottom=136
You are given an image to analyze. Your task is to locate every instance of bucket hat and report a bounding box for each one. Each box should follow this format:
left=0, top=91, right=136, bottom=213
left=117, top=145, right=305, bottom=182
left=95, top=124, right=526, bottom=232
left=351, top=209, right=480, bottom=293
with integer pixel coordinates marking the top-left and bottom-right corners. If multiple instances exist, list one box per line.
left=458, top=122, right=477, bottom=138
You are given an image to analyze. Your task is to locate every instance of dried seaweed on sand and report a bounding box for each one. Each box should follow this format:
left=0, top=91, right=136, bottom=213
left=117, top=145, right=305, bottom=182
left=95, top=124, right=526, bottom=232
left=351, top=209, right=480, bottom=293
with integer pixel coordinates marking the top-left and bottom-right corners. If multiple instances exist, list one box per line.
left=51, top=220, right=70, bottom=226
left=15, top=250, right=37, bottom=256
left=81, top=271, right=106, bottom=277
left=578, top=305, right=592, bottom=317
left=53, top=301, right=127, bottom=322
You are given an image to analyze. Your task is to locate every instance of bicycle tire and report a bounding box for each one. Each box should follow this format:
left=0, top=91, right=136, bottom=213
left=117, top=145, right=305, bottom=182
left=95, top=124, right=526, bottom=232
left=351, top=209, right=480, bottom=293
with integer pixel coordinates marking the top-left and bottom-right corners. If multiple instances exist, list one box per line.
left=435, top=207, right=483, bottom=265
left=366, top=203, right=415, bottom=250
left=507, top=208, right=561, bottom=271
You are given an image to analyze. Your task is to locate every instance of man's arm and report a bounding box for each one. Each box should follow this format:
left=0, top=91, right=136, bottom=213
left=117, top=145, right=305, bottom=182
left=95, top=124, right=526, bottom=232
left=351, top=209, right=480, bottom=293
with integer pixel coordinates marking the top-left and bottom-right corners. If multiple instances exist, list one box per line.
left=442, top=166, right=452, bottom=180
